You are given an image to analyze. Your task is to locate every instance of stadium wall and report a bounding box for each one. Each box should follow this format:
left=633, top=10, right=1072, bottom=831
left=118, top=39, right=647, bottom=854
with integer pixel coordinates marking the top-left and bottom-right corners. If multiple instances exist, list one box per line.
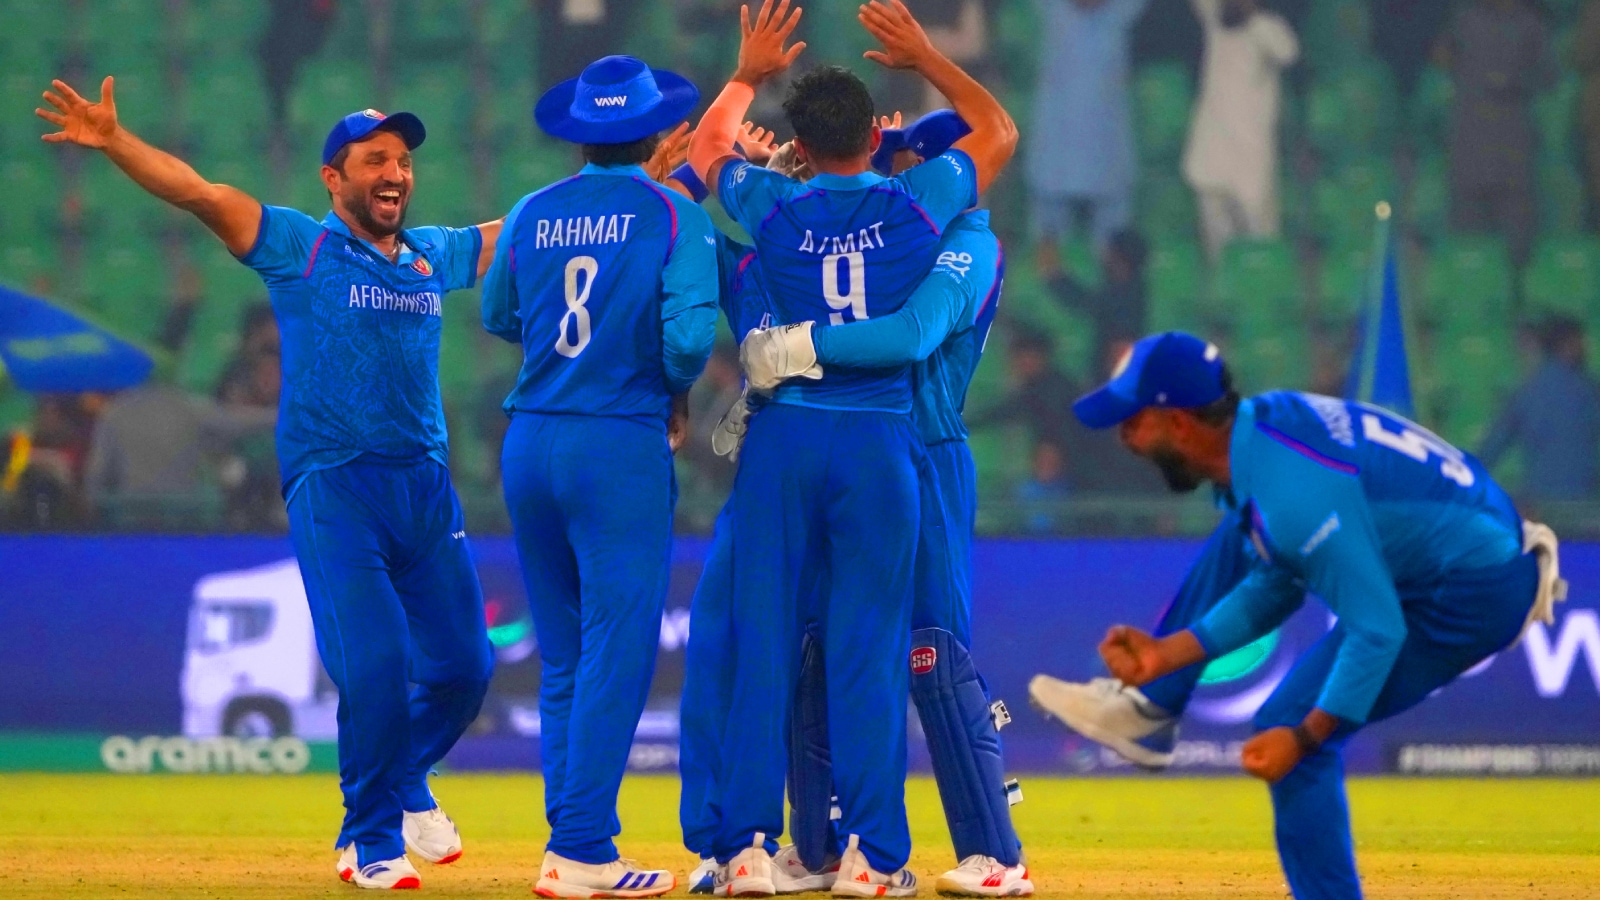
left=3, top=535, right=1598, bottom=776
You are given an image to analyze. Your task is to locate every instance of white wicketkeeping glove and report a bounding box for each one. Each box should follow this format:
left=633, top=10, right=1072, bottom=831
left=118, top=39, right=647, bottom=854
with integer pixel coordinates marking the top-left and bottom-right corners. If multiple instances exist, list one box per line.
left=740, top=322, right=824, bottom=392
left=711, top=387, right=754, bottom=463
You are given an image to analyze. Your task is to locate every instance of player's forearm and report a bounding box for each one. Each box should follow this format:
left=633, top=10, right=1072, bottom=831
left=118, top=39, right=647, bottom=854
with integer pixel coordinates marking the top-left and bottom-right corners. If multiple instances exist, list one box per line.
left=813, top=275, right=963, bottom=367
left=917, top=53, right=1016, bottom=191
left=689, top=83, right=755, bottom=185
left=1152, top=630, right=1207, bottom=679
left=101, top=127, right=261, bottom=254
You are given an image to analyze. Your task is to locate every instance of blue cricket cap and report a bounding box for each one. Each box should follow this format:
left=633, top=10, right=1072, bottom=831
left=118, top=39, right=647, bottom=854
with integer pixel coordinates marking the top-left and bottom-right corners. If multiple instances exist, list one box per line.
left=535, top=55, right=699, bottom=145
left=871, top=109, right=970, bottom=175
left=322, top=109, right=427, bottom=166
left=1073, top=332, right=1228, bottom=429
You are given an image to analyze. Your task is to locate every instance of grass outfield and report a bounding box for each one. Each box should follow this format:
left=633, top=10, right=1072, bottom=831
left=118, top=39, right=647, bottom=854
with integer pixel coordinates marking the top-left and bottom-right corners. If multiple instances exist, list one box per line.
left=1, top=774, right=1596, bottom=898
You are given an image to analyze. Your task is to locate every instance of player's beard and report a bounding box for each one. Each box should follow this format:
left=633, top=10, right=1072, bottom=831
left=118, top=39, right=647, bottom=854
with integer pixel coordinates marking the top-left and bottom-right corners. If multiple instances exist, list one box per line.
left=1150, top=447, right=1205, bottom=494
left=343, top=183, right=409, bottom=238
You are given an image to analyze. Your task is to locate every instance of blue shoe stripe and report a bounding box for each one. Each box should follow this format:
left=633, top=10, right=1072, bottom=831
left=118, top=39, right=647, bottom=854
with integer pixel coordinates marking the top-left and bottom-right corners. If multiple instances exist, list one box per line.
left=644, top=872, right=658, bottom=888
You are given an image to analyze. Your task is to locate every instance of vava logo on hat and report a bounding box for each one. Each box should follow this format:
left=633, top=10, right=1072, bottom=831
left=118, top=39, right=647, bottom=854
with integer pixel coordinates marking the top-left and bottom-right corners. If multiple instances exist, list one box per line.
left=535, top=55, right=700, bottom=145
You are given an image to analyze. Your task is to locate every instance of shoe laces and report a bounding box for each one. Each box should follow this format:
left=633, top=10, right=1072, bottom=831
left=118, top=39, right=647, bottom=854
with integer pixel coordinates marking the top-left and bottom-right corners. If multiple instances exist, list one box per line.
left=954, top=854, right=1000, bottom=873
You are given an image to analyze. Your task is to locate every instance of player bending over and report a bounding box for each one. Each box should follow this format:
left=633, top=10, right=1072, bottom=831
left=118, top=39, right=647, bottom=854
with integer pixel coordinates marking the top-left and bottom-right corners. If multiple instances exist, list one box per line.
left=38, top=77, right=503, bottom=890
left=481, top=55, right=718, bottom=899
left=1036, top=332, right=1565, bottom=900
left=739, top=109, right=1029, bottom=898
left=682, top=0, right=1016, bottom=894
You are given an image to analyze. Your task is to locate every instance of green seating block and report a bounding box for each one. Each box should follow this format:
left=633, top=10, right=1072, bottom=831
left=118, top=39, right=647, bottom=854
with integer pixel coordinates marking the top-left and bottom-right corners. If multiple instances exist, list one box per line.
left=289, top=58, right=378, bottom=136
left=79, top=0, right=169, bottom=48
left=177, top=0, right=266, bottom=48
left=1231, top=328, right=1313, bottom=391
left=1420, top=234, right=1514, bottom=327
left=1523, top=234, right=1600, bottom=319
left=183, top=64, right=270, bottom=153
left=391, top=63, right=474, bottom=145
left=1429, top=331, right=1518, bottom=447
left=1408, top=66, right=1453, bottom=153
left=0, top=235, right=62, bottom=296
left=1137, top=173, right=1197, bottom=240
left=1305, top=61, right=1399, bottom=160
left=1535, top=76, right=1578, bottom=164
left=395, top=0, right=474, bottom=50
left=1133, top=63, right=1193, bottom=164
left=0, top=154, right=62, bottom=233
left=1146, top=240, right=1207, bottom=333
left=176, top=293, right=245, bottom=396
left=1405, top=153, right=1449, bottom=240
left=494, top=142, right=578, bottom=211
left=1539, top=161, right=1586, bottom=235
left=1317, top=243, right=1372, bottom=323
left=1312, top=159, right=1397, bottom=249
left=1211, top=238, right=1301, bottom=331
left=78, top=240, right=170, bottom=343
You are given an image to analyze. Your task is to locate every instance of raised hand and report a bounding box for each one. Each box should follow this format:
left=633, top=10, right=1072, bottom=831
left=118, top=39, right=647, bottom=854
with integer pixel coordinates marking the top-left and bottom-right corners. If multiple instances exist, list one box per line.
left=1097, top=625, right=1165, bottom=686
left=37, top=76, right=120, bottom=149
left=737, top=122, right=779, bottom=165
left=733, top=0, right=806, bottom=88
left=878, top=111, right=904, bottom=130
left=859, top=0, right=939, bottom=71
left=646, top=122, right=693, bottom=183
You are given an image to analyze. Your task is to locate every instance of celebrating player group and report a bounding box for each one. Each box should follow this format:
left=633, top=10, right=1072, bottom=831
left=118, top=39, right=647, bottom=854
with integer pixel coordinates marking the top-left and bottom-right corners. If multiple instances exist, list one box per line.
left=36, top=0, right=1567, bottom=897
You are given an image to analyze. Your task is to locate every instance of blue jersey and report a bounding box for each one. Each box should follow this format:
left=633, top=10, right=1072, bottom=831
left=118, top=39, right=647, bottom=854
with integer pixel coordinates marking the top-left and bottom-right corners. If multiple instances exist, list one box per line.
left=237, top=207, right=481, bottom=494
left=482, top=164, right=719, bottom=422
left=812, top=211, right=1002, bottom=445
left=714, top=234, right=774, bottom=340
left=1191, top=391, right=1524, bottom=724
left=719, top=152, right=978, bottom=413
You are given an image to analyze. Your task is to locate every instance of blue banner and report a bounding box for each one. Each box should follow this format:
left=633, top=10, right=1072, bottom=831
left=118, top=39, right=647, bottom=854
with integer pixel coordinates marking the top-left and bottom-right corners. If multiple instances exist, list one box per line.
left=0, top=283, right=153, bottom=393
left=3, top=535, right=1597, bottom=774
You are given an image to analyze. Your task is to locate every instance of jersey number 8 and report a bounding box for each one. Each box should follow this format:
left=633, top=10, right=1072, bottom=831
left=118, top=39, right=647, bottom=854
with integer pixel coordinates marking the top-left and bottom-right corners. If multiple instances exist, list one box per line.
left=822, top=252, right=869, bottom=326
left=556, top=255, right=597, bottom=358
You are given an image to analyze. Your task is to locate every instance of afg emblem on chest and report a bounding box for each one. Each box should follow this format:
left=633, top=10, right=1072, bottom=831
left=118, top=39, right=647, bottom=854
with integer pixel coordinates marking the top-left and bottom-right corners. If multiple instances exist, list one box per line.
left=411, top=256, right=433, bottom=277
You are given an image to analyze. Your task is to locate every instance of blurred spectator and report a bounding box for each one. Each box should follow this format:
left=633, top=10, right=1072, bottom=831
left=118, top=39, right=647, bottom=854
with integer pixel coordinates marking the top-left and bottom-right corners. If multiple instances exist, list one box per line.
left=1065, top=339, right=1168, bottom=494
left=913, top=0, right=999, bottom=115
left=219, top=353, right=286, bottom=532
left=538, top=0, right=646, bottom=87
left=1015, top=438, right=1072, bottom=533
left=1437, top=0, right=1555, bottom=266
left=969, top=330, right=1081, bottom=452
left=216, top=304, right=281, bottom=407
left=1574, top=0, right=1600, bottom=221
left=1182, top=0, right=1299, bottom=261
left=1479, top=316, right=1600, bottom=503
left=1029, top=0, right=1148, bottom=265
left=1046, top=228, right=1149, bottom=364
left=1374, top=0, right=1454, bottom=98
left=1, top=394, right=99, bottom=530
left=260, top=0, right=339, bottom=126
left=85, top=381, right=276, bottom=530
left=676, top=345, right=744, bottom=528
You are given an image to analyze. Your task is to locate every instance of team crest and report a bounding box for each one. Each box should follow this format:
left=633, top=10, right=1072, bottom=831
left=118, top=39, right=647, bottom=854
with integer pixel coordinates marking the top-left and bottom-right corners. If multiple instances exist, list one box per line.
left=910, top=646, right=937, bottom=675
left=362, top=108, right=384, bottom=119
left=411, top=257, right=433, bottom=276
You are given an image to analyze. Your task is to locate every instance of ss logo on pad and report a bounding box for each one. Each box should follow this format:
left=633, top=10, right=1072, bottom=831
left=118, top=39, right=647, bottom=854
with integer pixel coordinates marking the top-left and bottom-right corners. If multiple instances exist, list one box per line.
left=910, top=646, right=937, bottom=675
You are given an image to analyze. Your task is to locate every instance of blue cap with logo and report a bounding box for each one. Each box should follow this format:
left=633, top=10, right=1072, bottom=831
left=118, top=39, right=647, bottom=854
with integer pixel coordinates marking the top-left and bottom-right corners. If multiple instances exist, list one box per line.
left=1072, top=332, right=1229, bottom=429
left=322, top=109, right=427, bottom=166
left=535, top=55, right=699, bottom=145
left=871, top=109, right=970, bottom=175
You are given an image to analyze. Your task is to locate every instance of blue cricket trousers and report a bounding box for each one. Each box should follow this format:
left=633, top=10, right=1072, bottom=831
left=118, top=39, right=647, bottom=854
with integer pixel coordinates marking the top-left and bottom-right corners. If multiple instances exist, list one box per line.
left=715, top=404, right=920, bottom=874
left=679, top=503, right=734, bottom=859
left=914, top=439, right=978, bottom=642
left=502, top=412, right=674, bottom=864
left=286, top=458, right=493, bottom=866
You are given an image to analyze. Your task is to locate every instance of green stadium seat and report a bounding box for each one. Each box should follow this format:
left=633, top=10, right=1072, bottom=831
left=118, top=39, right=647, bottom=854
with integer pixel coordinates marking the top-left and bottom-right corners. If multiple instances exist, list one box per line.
left=439, top=288, right=482, bottom=408
left=187, top=153, right=273, bottom=205
left=1404, top=154, right=1449, bottom=240
left=1301, top=0, right=1373, bottom=70
left=0, top=0, right=69, bottom=58
left=0, top=154, right=62, bottom=234
left=176, top=292, right=245, bottom=396
left=1136, top=173, right=1197, bottom=240
left=1429, top=331, right=1519, bottom=447
left=1522, top=234, right=1600, bottom=319
left=1535, top=76, right=1579, bottom=164
left=288, top=58, right=378, bottom=137
left=1317, top=243, right=1373, bottom=323
left=480, top=0, right=536, bottom=48
left=1145, top=240, right=1206, bottom=333
left=967, top=425, right=1031, bottom=527
left=177, top=0, right=266, bottom=49
left=1231, top=328, right=1313, bottom=391
left=394, top=0, right=474, bottom=52
left=0, top=235, right=63, bottom=297
left=1312, top=159, right=1397, bottom=249
left=182, top=64, right=271, bottom=154
left=1305, top=61, right=1399, bottom=160
left=408, top=153, right=480, bottom=227
left=486, top=77, right=539, bottom=144
left=390, top=64, right=474, bottom=147
left=494, top=141, right=578, bottom=210
left=79, top=0, right=170, bottom=49
left=1407, top=66, right=1453, bottom=154
left=1539, top=161, right=1586, bottom=234
left=197, top=240, right=269, bottom=308
left=0, top=382, right=34, bottom=434
left=1420, top=234, right=1515, bottom=327
left=962, top=318, right=1010, bottom=415
left=1133, top=63, right=1192, bottom=164
left=78, top=238, right=170, bottom=343
left=1211, top=238, right=1301, bottom=332
left=79, top=154, right=170, bottom=233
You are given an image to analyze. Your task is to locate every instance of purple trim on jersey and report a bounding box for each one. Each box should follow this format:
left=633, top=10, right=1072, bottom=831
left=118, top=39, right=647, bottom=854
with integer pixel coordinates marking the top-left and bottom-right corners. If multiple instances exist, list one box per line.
left=870, top=185, right=942, bottom=236
left=976, top=242, right=1004, bottom=321
left=757, top=188, right=826, bottom=236
left=1257, top=422, right=1361, bottom=476
left=508, top=245, right=516, bottom=275
left=633, top=177, right=680, bottom=267
left=734, top=251, right=757, bottom=290
left=302, top=230, right=330, bottom=279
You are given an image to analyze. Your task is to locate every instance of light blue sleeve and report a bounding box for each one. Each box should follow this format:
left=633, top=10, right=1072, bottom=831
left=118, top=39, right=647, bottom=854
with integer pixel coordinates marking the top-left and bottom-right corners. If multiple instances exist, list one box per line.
left=236, top=206, right=324, bottom=284
left=661, top=197, right=721, bottom=394
left=894, top=150, right=979, bottom=232
left=1232, top=428, right=1407, bottom=725
left=481, top=194, right=534, bottom=344
left=716, top=160, right=792, bottom=237
left=1190, top=565, right=1306, bottom=658
left=409, top=225, right=483, bottom=292
left=812, top=223, right=996, bottom=367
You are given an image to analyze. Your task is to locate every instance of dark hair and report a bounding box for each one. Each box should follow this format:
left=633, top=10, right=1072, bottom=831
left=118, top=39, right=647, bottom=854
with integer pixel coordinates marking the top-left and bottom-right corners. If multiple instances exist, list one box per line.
left=242, top=303, right=275, bottom=333
left=782, top=66, right=875, bottom=164
left=1191, top=364, right=1241, bottom=427
left=582, top=133, right=662, bottom=167
left=1540, top=315, right=1586, bottom=354
left=327, top=145, right=352, bottom=174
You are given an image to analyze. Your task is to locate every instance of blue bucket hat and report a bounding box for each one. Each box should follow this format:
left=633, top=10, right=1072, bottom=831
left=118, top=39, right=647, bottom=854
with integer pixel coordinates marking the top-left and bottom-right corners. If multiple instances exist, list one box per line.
left=322, top=109, right=426, bottom=166
left=873, top=109, right=971, bottom=175
left=535, top=55, right=699, bottom=145
left=1073, top=332, right=1229, bottom=429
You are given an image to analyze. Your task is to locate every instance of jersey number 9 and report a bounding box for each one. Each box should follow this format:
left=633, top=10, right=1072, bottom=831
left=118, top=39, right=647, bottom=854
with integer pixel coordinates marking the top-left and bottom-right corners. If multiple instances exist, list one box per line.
left=556, top=255, right=598, bottom=359
left=822, top=252, right=868, bottom=326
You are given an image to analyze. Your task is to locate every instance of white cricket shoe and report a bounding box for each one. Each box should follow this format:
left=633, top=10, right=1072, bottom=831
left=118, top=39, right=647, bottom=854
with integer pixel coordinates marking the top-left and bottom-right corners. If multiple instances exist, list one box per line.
left=403, top=806, right=463, bottom=865
left=689, top=857, right=722, bottom=894
left=350, top=855, right=423, bottom=890
left=1028, top=675, right=1177, bottom=770
left=533, top=851, right=675, bottom=898
left=933, top=856, right=1033, bottom=897
left=336, top=844, right=357, bottom=882
left=771, top=843, right=840, bottom=893
left=715, top=833, right=776, bottom=897
left=831, top=835, right=917, bottom=898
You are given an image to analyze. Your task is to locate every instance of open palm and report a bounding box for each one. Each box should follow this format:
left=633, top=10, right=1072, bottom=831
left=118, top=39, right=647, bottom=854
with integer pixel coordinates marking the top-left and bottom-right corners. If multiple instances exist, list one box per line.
left=37, top=76, right=119, bottom=149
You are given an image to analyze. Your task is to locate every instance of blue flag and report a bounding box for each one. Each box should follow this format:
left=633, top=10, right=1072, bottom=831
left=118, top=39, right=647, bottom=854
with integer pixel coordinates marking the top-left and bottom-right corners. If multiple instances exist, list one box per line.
left=1344, top=206, right=1414, bottom=416
left=0, top=283, right=153, bottom=393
